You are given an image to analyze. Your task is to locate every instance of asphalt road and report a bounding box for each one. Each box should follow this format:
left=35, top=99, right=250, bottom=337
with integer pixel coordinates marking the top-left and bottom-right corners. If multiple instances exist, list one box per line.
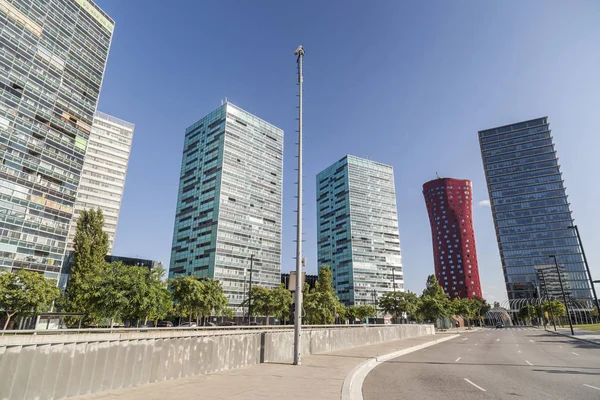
left=363, top=327, right=600, bottom=400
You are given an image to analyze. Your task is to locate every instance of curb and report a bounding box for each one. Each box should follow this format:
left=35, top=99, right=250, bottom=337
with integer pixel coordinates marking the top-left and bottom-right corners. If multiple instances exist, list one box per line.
left=545, top=329, right=600, bottom=347
left=340, top=334, right=460, bottom=400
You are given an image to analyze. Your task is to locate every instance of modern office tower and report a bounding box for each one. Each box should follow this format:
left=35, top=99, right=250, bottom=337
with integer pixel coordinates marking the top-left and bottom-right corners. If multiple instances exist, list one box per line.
left=66, top=111, right=134, bottom=254
left=169, top=102, right=283, bottom=310
left=479, top=117, right=591, bottom=301
left=0, top=0, right=113, bottom=281
left=317, top=155, right=403, bottom=306
left=423, top=177, right=483, bottom=299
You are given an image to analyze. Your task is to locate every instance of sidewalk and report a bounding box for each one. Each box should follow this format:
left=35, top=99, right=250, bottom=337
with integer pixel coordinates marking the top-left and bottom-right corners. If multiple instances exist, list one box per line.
left=547, top=327, right=600, bottom=346
left=75, top=333, right=457, bottom=400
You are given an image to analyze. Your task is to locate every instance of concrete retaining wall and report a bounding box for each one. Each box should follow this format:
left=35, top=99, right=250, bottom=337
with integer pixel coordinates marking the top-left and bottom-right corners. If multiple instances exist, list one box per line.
left=0, top=324, right=434, bottom=400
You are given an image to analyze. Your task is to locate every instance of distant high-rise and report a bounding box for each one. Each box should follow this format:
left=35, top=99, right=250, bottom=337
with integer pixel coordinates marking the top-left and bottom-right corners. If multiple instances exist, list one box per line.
left=423, top=177, right=482, bottom=299
left=169, top=102, right=283, bottom=310
left=479, top=117, right=591, bottom=301
left=317, top=155, right=403, bottom=306
left=0, top=0, right=113, bottom=280
left=67, top=111, right=134, bottom=254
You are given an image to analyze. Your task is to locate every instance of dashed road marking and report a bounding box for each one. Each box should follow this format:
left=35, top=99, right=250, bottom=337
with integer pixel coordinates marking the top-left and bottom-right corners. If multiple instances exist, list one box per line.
left=525, top=360, right=533, bottom=366
left=518, top=350, right=522, bottom=353
left=572, top=352, right=580, bottom=356
left=468, top=348, right=472, bottom=352
left=559, top=345, right=563, bottom=348
left=583, top=384, right=600, bottom=391
left=529, top=339, right=534, bottom=343
left=455, top=357, right=461, bottom=362
left=495, top=338, right=500, bottom=342
left=464, top=378, right=486, bottom=392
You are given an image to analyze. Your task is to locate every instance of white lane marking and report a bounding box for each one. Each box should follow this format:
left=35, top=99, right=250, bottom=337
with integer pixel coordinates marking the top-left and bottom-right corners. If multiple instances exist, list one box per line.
left=572, top=352, right=580, bottom=356
left=583, top=384, right=600, bottom=391
left=341, top=334, right=460, bottom=400
left=464, top=378, right=487, bottom=392
left=468, top=348, right=472, bottom=352
left=455, top=357, right=461, bottom=362
left=462, top=338, right=468, bottom=341
left=518, top=350, right=522, bottom=353
left=495, top=338, right=500, bottom=342
left=516, top=344, right=519, bottom=347
left=559, top=345, right=563, bottom=348
left=525, top=360, right=533, bottom=366
left=475, top=343, right=478, bottom=346
left=529, top=339, right=534, bottom=342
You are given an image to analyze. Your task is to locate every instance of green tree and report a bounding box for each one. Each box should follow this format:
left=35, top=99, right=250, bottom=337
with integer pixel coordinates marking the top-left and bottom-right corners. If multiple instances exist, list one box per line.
left=591, top=307, right=599, bottom=321
left=543, top=300, right=566, bottom=326
left=303, top=265, right=344, bottom=324
left=170, top=276, right=204, bottom=323
left=121, top=266, right=172, bottom=326
left=65, top=208, right=109, bottom=321
left=95, top=262, right=131, bottom=327
left=346, top=305, right=376, bottom=323
left=0, top=269, right=60, bottom=330
left=378, top=291, right=418, bottom=321
left=518, top=305, right=536, bottom=325
left=417, top=275, right=450, bottom=323
left=199, top=279, right=228, bottom=325
left=271, top=284, right=293, bottom=324
left=247, top=286, right=274, bottom=324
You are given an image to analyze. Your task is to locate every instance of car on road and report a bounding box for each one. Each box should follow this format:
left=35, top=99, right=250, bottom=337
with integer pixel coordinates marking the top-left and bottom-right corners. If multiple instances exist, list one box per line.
left=495, top=321, right=504, bottom=329
left=157, top=321, right=173, bottom=327
left=179, top=322, right=197, bottom=327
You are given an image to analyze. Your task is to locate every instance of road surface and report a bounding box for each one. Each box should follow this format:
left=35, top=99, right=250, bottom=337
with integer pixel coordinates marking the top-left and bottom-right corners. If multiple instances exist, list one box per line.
left=363, top=327, right=600, bottom=400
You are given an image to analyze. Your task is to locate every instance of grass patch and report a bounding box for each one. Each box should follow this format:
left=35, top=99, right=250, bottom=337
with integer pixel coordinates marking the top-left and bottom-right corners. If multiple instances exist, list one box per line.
left=573, top=323, right=600, bottom=332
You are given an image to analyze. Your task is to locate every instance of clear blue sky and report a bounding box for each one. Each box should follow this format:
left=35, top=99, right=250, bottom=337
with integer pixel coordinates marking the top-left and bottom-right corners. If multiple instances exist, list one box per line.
left=95, top=0, right=600, bottom=304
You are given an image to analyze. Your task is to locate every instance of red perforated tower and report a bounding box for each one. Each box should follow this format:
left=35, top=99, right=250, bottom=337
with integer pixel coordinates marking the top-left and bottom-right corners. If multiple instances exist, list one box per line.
left=423, top=178, right=483, bottom=299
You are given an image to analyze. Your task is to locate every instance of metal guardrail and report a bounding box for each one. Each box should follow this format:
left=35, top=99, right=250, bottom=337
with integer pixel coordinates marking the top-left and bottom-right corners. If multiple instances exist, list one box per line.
left=0, top=323, right=398, bottom=336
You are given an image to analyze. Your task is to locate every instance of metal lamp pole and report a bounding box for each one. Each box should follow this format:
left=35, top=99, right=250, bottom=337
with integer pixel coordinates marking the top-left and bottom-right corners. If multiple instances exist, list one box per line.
left=392, top=266, right=398, bottom=323
left=247, top=254, right=254, bottom=324
left=293, top=45, right=305, bottom=366
left=549, top=255, right=574, bottom=335
left=569, top=225, right=600, bottom=320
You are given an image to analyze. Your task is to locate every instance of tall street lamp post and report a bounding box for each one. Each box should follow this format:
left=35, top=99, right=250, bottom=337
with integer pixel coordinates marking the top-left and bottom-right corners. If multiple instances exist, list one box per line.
left=247, top=254, right=254, bottom=324
left=549, top=255, right=574, bottom=336
left=293, top=45, right=305, bottom=366
left=568, top=225, right=600, bottom=320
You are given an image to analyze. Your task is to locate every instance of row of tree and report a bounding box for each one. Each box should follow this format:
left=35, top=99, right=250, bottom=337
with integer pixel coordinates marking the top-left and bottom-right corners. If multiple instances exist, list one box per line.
left=517, top=301, right=599, bottom=325
left=377, top=275, right=491, bottom=326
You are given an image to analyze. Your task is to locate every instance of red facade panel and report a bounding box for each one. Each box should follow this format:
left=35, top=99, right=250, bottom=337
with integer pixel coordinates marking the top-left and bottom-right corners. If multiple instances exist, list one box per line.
left=423, top=178, right=483, bottom=299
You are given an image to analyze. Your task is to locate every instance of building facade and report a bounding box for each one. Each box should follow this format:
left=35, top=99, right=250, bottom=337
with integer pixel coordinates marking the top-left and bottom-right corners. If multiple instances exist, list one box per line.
left=479, top=117, right=591, bottom=301
left=317, top=155, right=403, bottom=306
left=169, top=102, right=283, bottom=310
left=423, top=177, right=482, bottom=299
left=105, top=255, right=162, bottom=271
left=66, top=111, right=134, bottom=253
left=0, top=0, right=113, bottom=281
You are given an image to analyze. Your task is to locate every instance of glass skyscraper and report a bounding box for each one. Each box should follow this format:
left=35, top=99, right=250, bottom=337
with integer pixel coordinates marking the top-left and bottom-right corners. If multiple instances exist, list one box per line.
left=0, top=0, right=113, bottom=281
left=67, top=111, right=134, bottom=254
left=479, top=117, right=591, bottom=301
left=317, top=155, right=403, bottom=306
left=169, top=102, right=283, bottom=310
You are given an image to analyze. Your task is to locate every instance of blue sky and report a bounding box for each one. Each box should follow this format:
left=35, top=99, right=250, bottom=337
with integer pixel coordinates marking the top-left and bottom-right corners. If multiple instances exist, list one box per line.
left=95, top=0, right=600, bottom=304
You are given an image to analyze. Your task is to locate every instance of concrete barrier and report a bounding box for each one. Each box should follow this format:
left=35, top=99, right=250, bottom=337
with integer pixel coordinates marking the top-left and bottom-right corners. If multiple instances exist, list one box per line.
left=0, top=324, right=434, bottom=400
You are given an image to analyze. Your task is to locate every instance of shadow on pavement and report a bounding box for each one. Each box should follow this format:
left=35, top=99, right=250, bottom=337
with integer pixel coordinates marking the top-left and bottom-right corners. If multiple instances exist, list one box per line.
left=532, top=369, right=600, bottom=376
left=382, top=360, right=600, bottom=370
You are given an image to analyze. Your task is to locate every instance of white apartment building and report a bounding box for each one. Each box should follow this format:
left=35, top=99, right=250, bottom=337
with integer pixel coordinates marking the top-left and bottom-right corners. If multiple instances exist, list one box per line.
left=67, top=111, right=134, bottom=253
